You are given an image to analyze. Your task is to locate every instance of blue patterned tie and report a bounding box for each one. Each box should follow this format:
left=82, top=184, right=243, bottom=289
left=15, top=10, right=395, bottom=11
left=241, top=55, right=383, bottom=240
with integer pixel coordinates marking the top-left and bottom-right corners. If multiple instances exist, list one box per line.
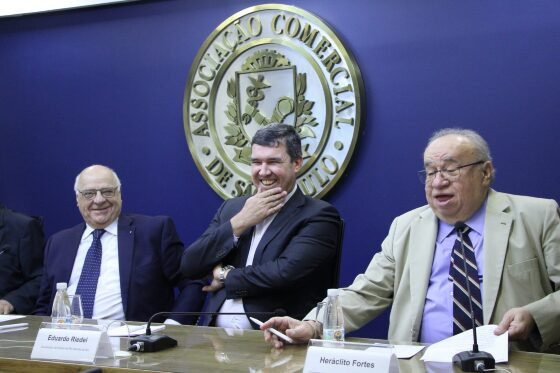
left=76, top=229, right=105, bottom=319
left=449, top=225, right=483, bottom=335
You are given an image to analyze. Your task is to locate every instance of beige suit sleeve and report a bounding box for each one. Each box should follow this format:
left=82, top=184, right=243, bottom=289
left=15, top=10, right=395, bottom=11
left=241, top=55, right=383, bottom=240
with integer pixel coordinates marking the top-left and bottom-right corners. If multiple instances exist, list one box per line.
left=304, top=217, right=398, bottom=332
left=522, top=200, right=560, bottom=350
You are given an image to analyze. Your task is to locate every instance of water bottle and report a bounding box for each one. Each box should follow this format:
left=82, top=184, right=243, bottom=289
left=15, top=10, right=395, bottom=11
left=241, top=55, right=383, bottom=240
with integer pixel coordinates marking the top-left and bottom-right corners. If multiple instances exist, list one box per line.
left=51, top=282, right=72, bottom=324
left=322, top=288, right=345, bottom=341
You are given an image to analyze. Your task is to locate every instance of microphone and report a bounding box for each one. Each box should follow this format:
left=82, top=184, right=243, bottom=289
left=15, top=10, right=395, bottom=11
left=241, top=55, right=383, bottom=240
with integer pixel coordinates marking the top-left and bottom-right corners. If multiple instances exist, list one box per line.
left=452, top=222, right=495, bottom=372
left=128, top=309, right=286, bottom=352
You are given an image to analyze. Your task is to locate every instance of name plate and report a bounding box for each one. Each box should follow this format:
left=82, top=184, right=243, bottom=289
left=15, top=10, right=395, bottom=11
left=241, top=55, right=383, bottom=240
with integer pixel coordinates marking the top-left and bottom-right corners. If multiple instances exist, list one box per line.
left=303, top=344, right=399, bottom=373
left=31, top=327, right=103, bottom=363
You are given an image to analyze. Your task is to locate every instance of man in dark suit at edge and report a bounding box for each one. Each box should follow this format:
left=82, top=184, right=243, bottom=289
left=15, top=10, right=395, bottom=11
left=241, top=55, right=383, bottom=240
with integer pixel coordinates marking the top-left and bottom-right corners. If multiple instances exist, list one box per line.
left=36, top=164, right=203, bottom=323
left=181, top=123, right=341, bottom=329
left=0, top=203, right=45, bottom=314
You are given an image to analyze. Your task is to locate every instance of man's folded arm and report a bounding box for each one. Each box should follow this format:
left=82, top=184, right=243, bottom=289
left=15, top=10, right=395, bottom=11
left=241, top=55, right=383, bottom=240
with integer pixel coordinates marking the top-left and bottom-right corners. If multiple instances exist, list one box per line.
left=181, top=202, right=239, bottom=279
left=225, top=211, right=339, bottom=298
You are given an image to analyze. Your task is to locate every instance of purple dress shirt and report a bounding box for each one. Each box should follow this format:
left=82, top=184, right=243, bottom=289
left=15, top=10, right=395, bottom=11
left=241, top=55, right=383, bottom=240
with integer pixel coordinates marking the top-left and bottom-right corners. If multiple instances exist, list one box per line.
left=420, top=200, right=487, bottom=343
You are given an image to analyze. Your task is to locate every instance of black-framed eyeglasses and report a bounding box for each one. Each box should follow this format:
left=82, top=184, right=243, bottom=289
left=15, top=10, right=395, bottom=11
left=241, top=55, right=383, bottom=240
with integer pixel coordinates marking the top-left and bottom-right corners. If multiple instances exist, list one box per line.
left=78, top=187, right=119, bottom=200
left=417, top=160, right=485, bottom=184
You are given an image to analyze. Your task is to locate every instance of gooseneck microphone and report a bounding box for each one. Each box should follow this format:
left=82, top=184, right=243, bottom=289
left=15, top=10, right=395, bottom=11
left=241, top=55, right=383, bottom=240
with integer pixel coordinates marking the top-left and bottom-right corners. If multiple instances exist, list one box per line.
left=128, top=309, right=286, bottom=352
left=452, top=222, right=495, bottom=372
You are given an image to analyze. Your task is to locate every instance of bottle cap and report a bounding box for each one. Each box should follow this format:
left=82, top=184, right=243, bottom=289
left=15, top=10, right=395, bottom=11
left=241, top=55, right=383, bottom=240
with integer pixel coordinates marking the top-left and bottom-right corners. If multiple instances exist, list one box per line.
left=56, top=282, right=68, bottom=290
left=327, top=288, right=339, bottom=296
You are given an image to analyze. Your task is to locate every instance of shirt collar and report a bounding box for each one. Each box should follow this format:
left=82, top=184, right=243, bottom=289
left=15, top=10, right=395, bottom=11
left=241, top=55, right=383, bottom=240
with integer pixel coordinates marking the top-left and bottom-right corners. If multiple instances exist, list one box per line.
left=436, top=197, right=487, bottom=243
left=82, top=218, right=119, bottom=240
left=284, top=183, right=298, bottom=204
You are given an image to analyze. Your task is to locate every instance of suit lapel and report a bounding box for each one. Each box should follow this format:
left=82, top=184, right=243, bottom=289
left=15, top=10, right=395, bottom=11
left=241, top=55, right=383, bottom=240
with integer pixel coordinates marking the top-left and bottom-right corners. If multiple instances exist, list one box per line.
left=252, top=189, right=304, bottom=264
left=62, top=224, right=86, bottom=283
left=482, top=190, right=512, bottom=323
left=117, top=215, right=135, bottom=317
left=409, top=207, right=438, bottom=335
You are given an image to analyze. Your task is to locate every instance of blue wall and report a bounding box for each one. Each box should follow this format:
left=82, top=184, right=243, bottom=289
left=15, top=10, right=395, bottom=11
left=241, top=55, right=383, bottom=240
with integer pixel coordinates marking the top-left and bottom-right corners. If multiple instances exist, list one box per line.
left=1, top=0, right=559, bottom=339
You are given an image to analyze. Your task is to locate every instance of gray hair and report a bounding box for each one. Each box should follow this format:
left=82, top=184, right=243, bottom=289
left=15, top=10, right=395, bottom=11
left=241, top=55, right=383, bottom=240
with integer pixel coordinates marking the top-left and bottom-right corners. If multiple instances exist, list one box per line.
left=251, top=123, right=302, bottom=162
left=427, top=128, right=495, bottom=180
left=74, top=165, right=122, bottom=194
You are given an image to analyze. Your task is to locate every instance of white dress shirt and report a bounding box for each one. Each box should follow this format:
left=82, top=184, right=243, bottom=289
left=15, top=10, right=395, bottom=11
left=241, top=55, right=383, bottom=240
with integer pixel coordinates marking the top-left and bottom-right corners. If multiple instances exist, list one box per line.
left=216, top=186, right=297, bottom=329
left=67, top=219, right=125, bottom=320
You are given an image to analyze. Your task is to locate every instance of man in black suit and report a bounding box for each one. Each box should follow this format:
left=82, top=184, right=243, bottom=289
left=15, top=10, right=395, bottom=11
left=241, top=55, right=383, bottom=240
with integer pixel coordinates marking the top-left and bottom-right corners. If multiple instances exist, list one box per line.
left=181, top=124, right=341, bottom=329
left=35, top=165, right=203, bottom=322
left=0, top=203, right=45, bottom=315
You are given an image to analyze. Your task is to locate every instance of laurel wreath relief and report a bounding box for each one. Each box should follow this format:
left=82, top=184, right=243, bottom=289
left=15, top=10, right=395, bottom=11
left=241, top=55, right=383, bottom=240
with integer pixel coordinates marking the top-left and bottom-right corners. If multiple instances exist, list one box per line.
left=224, top=51, right=318, bottom=165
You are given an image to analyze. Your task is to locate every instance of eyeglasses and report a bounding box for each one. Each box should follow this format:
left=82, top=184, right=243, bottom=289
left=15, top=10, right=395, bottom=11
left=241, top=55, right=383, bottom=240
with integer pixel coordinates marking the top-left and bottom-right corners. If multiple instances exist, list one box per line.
left=418, top=160, right=485, bottom=184
left=78, top=187, right=119, bottom=200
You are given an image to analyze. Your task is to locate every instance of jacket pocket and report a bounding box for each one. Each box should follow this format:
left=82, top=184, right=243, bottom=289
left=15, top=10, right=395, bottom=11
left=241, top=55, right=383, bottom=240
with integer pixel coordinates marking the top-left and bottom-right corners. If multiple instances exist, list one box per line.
left=506, top=257, right=545, bottom=299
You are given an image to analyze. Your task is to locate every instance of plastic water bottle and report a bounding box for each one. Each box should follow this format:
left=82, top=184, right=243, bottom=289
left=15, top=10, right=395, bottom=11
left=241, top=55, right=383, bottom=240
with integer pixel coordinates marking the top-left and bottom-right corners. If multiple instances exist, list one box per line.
left=51, top=282, right=72, bottom=324
left=322, top=288, right=345, bottom=341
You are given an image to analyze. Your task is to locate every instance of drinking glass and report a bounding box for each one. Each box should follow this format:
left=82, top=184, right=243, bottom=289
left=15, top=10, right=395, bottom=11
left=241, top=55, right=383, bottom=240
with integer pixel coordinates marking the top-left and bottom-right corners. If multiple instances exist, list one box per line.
left=69, top=295, right=84, bottom=324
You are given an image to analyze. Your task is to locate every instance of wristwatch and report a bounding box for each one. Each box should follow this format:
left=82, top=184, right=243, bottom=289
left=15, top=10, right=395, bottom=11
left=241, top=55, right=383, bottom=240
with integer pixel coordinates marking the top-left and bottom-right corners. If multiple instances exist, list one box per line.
left=219, top=265, right=235, bottom=284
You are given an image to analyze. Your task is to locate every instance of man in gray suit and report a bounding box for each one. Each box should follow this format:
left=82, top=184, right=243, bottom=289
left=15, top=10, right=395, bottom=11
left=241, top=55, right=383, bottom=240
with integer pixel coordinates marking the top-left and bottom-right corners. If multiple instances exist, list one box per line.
left=261, top=128, right=560, bottom=352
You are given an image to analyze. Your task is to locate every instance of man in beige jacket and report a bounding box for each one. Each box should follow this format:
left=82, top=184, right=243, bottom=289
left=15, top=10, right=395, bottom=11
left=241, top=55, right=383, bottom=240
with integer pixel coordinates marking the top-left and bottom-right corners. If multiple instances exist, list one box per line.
left=261, top=128, right=560, bottom=352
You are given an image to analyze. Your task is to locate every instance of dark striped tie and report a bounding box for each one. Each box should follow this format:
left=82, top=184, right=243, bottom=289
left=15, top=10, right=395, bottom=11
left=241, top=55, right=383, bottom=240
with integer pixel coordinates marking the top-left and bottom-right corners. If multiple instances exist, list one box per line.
left=76, top=229, right=105, bottom=319
left=449, top=225, right=483, bottom=334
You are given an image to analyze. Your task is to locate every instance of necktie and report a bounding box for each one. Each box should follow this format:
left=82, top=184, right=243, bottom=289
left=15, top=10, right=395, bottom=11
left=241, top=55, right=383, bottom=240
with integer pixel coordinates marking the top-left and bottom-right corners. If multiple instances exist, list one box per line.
left=449, top=225, right=483, bottom=335
left=76, top=229, right=105, bottom=319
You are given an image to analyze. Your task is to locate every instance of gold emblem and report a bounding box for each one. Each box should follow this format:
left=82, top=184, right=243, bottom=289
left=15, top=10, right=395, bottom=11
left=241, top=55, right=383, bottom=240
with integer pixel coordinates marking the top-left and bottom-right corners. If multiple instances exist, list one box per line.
left=184, top=4, right=363, bottom=199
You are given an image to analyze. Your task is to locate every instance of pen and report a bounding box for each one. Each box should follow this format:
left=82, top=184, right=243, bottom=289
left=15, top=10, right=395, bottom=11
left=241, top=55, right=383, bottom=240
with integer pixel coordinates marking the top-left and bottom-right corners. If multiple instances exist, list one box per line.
left=0, top=323, right=29, bottom=330
left=249, top=317, right=294, bottom=344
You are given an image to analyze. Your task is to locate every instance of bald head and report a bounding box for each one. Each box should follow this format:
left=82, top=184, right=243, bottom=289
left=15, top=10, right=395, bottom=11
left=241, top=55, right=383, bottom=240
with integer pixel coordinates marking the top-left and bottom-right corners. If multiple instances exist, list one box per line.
left=74, top=165, right=121, bottom=193
left=75, top=165, right=122, bottom=229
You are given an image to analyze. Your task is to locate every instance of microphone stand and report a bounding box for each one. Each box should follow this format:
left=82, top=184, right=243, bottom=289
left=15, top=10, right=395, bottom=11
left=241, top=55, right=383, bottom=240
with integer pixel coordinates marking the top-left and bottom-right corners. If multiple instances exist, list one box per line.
left=129, top=310, right=285, bottom=352
left=452, top=222, right=495, bottom=372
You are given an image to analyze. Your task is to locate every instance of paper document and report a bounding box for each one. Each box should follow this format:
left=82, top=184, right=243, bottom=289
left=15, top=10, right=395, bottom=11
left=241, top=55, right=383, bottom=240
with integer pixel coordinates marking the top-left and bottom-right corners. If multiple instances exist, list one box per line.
left=0, top=322, right=28, bottom=330
left=107, top=324, right=165, bottom=337
left=0, top=322, right=29, bottom=334
left=421, top=325, right=508, bottom=363
left=0, top=315, right=25, bottom=323
left=368, top=344, right=425, bottom=359
left=393, top=344, right=425, bottom=359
